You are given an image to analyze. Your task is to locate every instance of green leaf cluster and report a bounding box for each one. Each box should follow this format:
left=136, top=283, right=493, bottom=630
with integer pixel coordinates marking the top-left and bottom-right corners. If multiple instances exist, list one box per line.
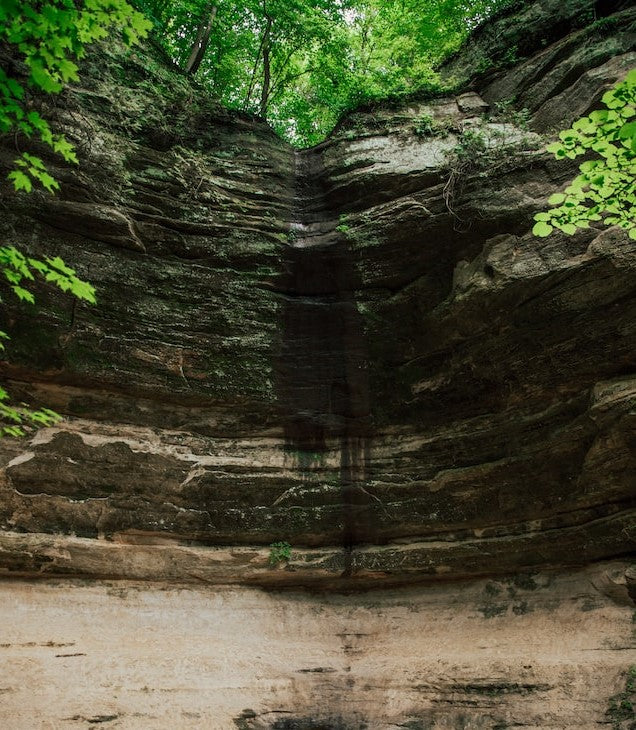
left=9, top=152, right=60, bottom=193
left=0, top=1, right=136, bottom=437
left=0, top=246, right=97, bottom=306
left=268, top=541, right=292, bottom=565
left=0, top=385, right=60, bottom=438
left=1, top=0, right=151, bottom=190
left=0, top=246, right=97, bottom=437
left=533, top=69, right=636, bottom=240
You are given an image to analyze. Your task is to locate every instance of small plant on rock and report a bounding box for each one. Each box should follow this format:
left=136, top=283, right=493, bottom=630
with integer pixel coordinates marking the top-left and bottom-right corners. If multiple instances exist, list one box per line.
left=606, top=665, right=636, bottom=729
left=336, top=213, right=350, bottom=233
left=413, top=113, right=454, bottom=138
left=268, top=541, right=292, bottom=566
left=492, top=99, right=530, bottom=130
left=442, top=127, right=488, bottom=220
left=414, top=113, right=435, bottom=137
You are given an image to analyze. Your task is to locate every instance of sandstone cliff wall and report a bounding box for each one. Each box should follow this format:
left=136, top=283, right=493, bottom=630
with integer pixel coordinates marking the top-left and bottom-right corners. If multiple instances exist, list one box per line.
left=0, top=3, right=634, bottom=726
left=0, top=0, right=633, bottom=586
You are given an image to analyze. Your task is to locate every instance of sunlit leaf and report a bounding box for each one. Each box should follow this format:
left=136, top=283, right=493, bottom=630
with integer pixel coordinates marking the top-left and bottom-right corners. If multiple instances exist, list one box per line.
left=8, top=169, right=32, bottom=191
left=532, top=221, right=553, bottom=237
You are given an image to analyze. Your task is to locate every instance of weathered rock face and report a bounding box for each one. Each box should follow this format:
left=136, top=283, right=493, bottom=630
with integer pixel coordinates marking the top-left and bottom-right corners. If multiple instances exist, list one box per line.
left=0, top=563, right=634, bottom=730
left=0, top=0, right=634, bottom=586
left=1, top=1, right=635, bottom=727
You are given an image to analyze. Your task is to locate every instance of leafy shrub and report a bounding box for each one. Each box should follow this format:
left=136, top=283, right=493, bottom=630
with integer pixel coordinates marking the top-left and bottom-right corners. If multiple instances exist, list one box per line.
left=268, top=541, right=292, bottom=566
left=533, top=69, right=636, bottom=240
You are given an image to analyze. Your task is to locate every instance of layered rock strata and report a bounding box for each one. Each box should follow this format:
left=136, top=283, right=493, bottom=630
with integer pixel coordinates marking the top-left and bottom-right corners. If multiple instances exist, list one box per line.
left=1, top=2, right=635, bottom=728
left=0, top=0, right=634, bottom=587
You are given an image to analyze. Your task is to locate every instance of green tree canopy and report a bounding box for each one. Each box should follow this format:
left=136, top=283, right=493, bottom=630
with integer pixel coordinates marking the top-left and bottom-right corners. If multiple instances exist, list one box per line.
left=137, top=0, right=513, bottom=145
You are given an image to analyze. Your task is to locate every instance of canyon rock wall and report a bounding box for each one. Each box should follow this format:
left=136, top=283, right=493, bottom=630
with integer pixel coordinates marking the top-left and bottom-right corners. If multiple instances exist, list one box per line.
left=0, top=1, right=635, bottom=727
left=0, top=0, right=633, bottom=585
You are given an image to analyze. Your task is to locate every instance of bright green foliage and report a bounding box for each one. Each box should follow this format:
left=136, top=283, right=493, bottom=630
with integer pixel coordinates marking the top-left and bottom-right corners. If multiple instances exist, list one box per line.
left=138, top=0, right=513, bottom=145
left=533, top=69, right=636, bottom=240
left=0, top=388, right=59, bottom=438
left=0, top=246, right=96, bottom=437
left=1, top=1, right=148, bottom=437
left=268, top=541, right=292, bottom=565
left=0, top=0, right=151, bottom=189
left=0, top=247, right=97, bottom=307
left=0, top=0, right=515, bottom=147
left=9, top=152, right=60, bottom=193
left=137, top=0, right=354, bottom=144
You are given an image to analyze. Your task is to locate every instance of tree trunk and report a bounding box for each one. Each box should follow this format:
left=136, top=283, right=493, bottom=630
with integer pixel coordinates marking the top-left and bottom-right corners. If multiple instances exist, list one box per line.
left=185, top=4, right=217, bottom=75
left=259, top=17, right=272, bottom=118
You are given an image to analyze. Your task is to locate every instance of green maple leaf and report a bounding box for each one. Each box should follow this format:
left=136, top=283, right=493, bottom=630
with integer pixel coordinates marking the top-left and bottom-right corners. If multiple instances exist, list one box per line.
left=47, top=256, right=75, bottom=275
left=7, top=169, right=32, bottom=192
left=29, top=62, right=63, bottom=93
left=11, top=285, right=35, bottom=303
left=37, top=171, right=60, bottom=192
left=57, top=58, right=79, bottom=82
left=52, top=135, right=77, bottom=163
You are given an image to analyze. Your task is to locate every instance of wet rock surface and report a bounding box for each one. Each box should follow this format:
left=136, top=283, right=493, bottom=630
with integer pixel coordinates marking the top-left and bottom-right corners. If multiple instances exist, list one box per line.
left=0, top=0, right=634, bottom=587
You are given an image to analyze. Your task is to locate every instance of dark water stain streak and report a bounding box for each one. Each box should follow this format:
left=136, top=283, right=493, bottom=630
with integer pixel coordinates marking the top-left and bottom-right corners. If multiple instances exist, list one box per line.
left=275, top=149, right=373, bottom=568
